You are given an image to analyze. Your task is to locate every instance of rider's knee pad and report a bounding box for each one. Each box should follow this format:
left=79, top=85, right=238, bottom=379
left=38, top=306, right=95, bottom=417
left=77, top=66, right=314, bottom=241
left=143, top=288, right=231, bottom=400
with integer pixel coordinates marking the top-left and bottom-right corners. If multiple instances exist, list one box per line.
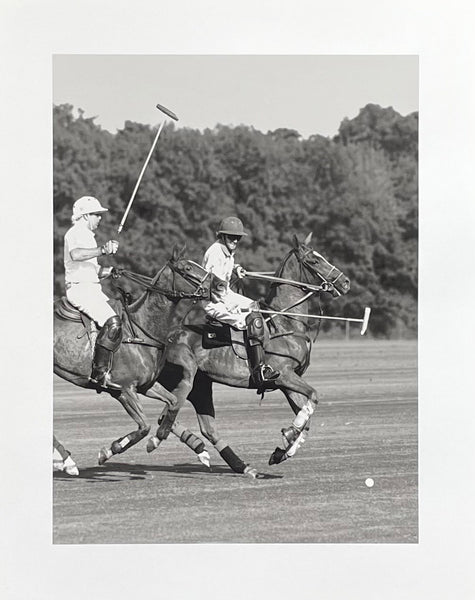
left=97, top=315, right=122, bottom=351
left=246, top=311, right=264, bottom=346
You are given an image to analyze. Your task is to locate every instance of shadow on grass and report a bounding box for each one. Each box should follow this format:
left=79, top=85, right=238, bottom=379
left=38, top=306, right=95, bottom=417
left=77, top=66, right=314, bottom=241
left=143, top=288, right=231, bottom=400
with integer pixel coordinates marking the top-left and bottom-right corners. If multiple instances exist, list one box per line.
left=53, top=461, right=283, bottom=482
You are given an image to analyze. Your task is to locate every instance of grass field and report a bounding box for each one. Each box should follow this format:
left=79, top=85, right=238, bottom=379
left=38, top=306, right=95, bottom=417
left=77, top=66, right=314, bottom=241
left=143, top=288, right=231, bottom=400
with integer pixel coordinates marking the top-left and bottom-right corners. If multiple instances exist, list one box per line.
left=53, top=339, right=418, bottom=544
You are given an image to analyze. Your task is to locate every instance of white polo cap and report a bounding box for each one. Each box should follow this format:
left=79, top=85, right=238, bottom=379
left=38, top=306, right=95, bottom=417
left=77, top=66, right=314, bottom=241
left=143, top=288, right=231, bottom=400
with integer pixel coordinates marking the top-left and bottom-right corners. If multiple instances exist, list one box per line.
left=72, top=196, right=108, bottom=221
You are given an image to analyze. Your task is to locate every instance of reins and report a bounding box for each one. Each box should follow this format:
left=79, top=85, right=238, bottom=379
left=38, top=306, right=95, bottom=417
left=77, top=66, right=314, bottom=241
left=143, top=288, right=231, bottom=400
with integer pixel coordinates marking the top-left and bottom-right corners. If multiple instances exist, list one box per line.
left=245, top=271, right=333, bottom=294
left=113, top=267, right=209, bottom=299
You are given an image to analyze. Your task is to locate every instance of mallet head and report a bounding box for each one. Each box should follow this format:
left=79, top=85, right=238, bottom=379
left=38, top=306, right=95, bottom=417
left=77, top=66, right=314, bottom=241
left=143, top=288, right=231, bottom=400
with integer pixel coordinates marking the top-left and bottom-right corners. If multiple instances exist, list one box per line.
left=360, top=307, right=371, bottom=335
left=156, top=102, right=179, bottom=121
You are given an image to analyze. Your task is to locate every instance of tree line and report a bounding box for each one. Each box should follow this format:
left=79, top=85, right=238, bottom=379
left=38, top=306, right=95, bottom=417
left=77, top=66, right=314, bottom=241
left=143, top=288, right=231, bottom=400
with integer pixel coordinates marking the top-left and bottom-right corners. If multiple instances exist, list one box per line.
left=53, top=103, right=418, bottom=338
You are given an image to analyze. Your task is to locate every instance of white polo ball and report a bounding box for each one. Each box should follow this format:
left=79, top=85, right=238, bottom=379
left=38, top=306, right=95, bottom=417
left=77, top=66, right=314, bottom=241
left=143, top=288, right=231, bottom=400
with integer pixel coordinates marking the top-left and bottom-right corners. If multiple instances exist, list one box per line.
left=365, top=478, right=374, bottom=488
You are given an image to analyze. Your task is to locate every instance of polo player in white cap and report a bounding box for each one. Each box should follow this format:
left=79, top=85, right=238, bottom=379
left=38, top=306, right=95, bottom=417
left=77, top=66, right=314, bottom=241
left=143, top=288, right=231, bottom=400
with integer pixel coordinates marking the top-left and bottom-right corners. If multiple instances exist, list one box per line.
left=64, top=196, right=122, bottom=392
left=202, top=216, right=279, bottom=388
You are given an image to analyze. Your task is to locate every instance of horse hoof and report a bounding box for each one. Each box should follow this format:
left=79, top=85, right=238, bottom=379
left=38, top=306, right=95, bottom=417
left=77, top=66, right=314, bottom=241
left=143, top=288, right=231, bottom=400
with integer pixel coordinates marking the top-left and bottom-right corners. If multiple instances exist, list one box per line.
left=244, top=465, right=258, bottom=478
left=54, top=456, right=79, bottom=476
left=146, top=436, right=161, bottom=453
left=64, top=457, right=79, bottom=476
left=269, top=447, right=287, bottom=465
left=98, top=447, right=112, bottom=465
left=197, top=450, right=211, bottom=468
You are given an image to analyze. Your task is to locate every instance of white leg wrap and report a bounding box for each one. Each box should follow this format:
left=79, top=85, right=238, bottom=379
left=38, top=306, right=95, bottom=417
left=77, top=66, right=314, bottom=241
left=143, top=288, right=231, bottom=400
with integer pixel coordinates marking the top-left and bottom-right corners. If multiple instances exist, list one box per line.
left=292, top=402, right=314, bottom=430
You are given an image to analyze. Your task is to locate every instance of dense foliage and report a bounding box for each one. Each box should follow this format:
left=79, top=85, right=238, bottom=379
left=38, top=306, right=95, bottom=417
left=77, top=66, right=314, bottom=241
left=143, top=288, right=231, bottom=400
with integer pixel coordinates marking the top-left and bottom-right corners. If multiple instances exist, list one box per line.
left=53, top=103, right=418, bottom=338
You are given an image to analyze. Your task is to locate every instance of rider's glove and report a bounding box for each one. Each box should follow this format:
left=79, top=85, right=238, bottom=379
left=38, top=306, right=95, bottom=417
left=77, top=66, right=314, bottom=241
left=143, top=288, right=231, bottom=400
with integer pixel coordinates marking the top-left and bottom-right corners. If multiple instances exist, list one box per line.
left=235, top=265, right=246, bottom=279
left=102, top=240, right=119, bottom=255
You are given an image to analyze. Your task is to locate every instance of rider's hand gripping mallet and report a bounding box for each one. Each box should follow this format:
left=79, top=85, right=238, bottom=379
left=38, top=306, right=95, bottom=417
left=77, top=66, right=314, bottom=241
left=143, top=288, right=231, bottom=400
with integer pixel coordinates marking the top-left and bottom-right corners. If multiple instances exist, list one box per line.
left=117, top=103, right=179, bottom=235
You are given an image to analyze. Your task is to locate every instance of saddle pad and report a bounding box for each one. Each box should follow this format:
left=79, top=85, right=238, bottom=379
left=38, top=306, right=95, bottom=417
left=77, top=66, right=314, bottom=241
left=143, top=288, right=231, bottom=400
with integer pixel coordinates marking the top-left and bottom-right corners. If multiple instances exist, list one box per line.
left=202, top=322, right=231, bottom=349
left=202, top=321, right=247, bottom=360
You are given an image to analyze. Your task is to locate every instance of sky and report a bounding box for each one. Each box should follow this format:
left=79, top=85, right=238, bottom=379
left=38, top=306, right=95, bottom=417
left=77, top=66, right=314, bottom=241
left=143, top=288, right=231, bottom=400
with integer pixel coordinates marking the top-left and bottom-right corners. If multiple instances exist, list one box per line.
left=53, top=55, right=418, bottom=138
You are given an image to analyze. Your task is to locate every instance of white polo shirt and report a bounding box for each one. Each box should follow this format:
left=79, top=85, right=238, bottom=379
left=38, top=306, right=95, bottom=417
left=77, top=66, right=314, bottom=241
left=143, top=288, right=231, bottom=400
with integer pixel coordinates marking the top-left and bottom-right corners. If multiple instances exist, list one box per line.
left=64, top=219, right=100, bottom=284
left=202, top=241, right=235, bottom=290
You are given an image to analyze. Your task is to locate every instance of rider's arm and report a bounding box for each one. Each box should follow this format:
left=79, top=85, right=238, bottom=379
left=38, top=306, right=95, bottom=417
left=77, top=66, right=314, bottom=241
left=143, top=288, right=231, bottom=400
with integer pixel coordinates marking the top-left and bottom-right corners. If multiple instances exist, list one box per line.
left=70, top=247, right=103, bottom=261
left=202, top=245, right=221, bottom=275
left=70, top=240, right=119, bottom=261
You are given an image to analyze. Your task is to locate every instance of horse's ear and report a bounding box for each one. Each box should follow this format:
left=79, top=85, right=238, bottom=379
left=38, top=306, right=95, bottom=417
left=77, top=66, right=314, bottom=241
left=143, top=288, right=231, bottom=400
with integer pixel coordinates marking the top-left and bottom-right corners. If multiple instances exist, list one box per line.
left=171, top=243, right=187, bottom=261
left=171, top=244, right=180, bottom=261
left=304, top=232, right=313, bottom=246
left=292, top=234, right=300, bottom=248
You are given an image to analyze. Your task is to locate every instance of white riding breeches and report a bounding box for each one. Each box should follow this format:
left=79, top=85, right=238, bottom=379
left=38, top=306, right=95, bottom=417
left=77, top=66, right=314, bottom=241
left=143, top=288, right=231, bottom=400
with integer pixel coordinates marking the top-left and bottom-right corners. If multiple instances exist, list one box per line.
left=66, top=282, right=117, bottom=327
left=203, top=289, right=256, bottom=330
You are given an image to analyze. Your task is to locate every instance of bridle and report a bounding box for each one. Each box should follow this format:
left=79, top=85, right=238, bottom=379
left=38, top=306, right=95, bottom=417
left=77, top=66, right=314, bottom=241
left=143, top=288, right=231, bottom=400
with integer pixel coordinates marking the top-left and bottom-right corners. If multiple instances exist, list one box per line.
left=292, top=246, right=346, bottom=295
left=265, top=244, right=347, bottom=335
left=164, top=259, right=213, bottom=300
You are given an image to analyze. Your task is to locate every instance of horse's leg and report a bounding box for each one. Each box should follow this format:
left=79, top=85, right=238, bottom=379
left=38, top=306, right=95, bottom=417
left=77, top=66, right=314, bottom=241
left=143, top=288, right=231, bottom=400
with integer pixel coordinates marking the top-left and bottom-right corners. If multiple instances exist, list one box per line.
left=268, top=368, right=319, bottom=465
left=53, top=434, right=79, bottom=476
left=188, top=371, right=258, bottom=478
left=143, top=379, right=209, bottom=465
left=97, top=387, right=151, bottom=465
left=53, top=434, right=70, bottom=461
left=149, top=344, right=198, bottom=449
left=282, top=389, right=312, bottom=434
left=171, top=421, right=211, bottom=467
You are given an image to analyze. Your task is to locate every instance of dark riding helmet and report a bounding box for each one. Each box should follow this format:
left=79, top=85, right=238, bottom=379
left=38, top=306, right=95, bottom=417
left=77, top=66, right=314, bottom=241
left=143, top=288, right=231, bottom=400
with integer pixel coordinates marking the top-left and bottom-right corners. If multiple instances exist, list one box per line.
left=217, top=216, right=248, bottom=237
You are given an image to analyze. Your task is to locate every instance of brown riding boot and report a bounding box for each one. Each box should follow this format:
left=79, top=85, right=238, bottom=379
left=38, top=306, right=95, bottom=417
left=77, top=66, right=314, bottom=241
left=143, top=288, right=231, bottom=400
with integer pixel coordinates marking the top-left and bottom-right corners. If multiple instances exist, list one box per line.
left=90, top=316, right=122, bottom=392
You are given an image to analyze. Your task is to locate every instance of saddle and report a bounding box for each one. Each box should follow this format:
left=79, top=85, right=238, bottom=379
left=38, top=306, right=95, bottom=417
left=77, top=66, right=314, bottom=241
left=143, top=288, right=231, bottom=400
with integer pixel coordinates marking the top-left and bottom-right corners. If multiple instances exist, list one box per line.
left=54, top=296, right=84, bottom=323
left=54, top=291, right=133, bottom=324
left=54, top=297, right=98, bottom=354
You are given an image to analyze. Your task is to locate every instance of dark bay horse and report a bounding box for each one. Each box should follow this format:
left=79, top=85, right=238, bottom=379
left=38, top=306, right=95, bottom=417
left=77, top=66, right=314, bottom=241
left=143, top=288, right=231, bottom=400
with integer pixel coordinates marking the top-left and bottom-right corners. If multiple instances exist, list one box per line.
left=53, top=246, right=214, bottom=466
left=147, top=234, right=351, bottom=474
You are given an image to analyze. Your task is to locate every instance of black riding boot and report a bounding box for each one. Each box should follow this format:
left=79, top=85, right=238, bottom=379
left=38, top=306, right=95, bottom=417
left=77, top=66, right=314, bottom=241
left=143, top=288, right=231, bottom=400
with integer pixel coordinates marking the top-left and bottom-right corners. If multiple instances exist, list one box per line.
left=90, top=316, right=122, bottom=392
left=246, top=312, right=280, bottom=388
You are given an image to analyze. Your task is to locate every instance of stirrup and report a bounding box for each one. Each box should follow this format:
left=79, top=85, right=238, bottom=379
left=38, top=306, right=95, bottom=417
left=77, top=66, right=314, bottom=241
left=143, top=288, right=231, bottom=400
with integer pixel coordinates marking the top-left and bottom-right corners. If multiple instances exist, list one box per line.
left=260, top=365, right=280, bottom=382
left=253, top=365, right=280, bottom=394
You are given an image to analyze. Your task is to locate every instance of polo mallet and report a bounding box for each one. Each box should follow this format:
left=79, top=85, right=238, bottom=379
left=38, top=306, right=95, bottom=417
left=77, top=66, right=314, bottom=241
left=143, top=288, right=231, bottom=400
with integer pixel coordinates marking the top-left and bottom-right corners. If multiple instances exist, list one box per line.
left=117, top=103, right=179, bottom=235
left=258, top=306, right=372, bottom=335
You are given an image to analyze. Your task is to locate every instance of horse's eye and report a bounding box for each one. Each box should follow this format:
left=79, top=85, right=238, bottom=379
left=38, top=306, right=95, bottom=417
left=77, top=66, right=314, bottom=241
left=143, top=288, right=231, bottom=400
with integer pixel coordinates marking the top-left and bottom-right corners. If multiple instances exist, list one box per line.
left=185, top=265, right=191, bottom=271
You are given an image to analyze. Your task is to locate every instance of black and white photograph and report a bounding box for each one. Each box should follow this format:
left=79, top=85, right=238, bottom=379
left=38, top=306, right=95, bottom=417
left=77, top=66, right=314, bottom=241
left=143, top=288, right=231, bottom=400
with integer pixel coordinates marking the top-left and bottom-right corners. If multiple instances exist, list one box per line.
left=52, top=54, right=418, bottom=545
left=2, top=1, right=474, bottom=599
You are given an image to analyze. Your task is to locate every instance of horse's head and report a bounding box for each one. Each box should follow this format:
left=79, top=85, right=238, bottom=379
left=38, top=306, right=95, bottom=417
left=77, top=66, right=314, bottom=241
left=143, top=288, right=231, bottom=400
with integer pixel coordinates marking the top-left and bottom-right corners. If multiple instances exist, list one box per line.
left=164, top=244, right=212, bottom=299
left=291, top=233, right=350, bottom=297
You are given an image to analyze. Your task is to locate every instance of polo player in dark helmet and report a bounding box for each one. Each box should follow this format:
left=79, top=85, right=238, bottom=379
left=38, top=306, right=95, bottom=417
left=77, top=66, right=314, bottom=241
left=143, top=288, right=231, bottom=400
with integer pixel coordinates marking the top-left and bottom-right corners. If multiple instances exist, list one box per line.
left=202, top=216, right=279, bottom=387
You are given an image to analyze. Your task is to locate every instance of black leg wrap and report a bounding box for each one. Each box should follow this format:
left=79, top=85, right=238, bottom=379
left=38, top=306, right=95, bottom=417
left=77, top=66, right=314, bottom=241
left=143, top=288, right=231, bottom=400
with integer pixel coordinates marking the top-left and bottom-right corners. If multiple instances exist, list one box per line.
left=180, top=430, right=205, bottom=454
left=111, top=440, right=125, bottom=454
left=219, top=446, right=247, bottom=473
